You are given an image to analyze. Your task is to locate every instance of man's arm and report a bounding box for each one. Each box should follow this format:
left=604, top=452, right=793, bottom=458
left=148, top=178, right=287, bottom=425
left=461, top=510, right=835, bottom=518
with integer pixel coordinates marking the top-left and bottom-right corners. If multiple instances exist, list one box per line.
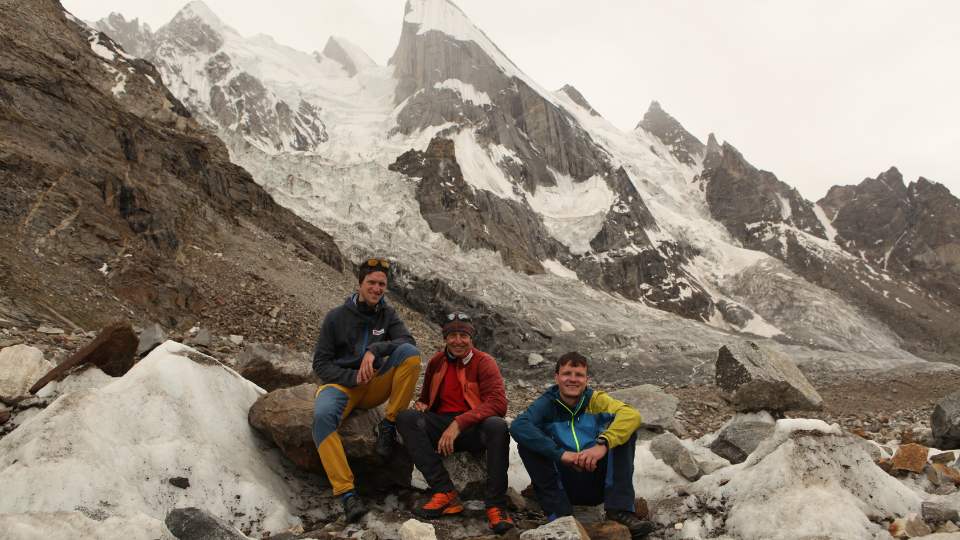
left=453, top=355, right=507, bottom=430
left=587, top=391, right=642, bottom=447
left=311, top=312, right=358, bottom=387
left=509, top=395, right=565, bottom=463
left=366, top=308, right=416, bottom=358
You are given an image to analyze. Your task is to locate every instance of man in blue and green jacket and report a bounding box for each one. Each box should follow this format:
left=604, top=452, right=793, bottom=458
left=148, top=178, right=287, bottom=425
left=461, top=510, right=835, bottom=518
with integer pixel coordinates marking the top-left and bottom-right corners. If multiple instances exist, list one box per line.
left=510, top=351, right=654, bottom=538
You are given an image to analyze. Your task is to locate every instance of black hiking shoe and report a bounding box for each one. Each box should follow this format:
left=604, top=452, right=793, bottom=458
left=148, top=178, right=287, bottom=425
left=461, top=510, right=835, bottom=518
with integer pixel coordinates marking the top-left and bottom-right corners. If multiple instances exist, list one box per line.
left=341, top=493, right=367, bottom=523
left=607, top=510, right=656, bottom=539
left=375, top=419, right=397, bottom=458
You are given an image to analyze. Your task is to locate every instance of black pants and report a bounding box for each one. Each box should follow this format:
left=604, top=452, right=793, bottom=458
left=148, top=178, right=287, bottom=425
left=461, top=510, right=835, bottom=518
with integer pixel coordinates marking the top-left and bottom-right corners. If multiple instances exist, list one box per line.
left=517, top=432, right=637, bottom=517
left=396, top=410, right=509, bottom=508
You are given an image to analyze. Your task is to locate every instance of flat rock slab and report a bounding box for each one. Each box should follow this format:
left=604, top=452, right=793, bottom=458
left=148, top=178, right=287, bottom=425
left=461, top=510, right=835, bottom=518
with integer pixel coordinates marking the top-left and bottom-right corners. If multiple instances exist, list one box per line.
left=892, top=443, right=929, bottom=474
left=236, top=342, right=316, bottom=392
left=519, top=516, right=590, bottom=540
left=715, top=341, right=822, bottom=412
left=0, top=345, right=53, bottom=403
left=29, top=321, right=137, bottom=394
left=608, top=384, right=678, bottom=430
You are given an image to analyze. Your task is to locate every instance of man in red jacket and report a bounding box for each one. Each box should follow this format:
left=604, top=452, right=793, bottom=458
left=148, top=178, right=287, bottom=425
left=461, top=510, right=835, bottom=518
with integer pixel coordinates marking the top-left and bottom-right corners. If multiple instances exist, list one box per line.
left=396, top=312, right=515, bottom=535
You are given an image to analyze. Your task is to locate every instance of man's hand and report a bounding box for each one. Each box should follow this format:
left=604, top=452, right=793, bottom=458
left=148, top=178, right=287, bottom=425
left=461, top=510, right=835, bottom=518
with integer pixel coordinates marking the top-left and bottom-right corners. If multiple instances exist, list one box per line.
left=560, top=451, right=584, bottom=472
left=574, top=444, right=607, bottom=472
left=356, top=351, right=376, bottom=385
left=414, top=401, right=429, bottom=412
left=437, top=420, right=461, bottom=456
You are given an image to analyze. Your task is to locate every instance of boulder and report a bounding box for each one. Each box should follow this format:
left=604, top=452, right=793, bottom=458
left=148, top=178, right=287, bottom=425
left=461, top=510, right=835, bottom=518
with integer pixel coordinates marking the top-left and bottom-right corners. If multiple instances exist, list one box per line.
left=888, top=514, right=932, bottom=538
left=528, top=353, right=545, bottom=367
left=399, top=518, right=437, bottom=540
left=519, top=516, right=590, bottom=540
left=0, top=345, right=53, bottom=403
left=608, top=384, right=678, bottom=430
left=714, top=341, right=822, bottom=412
left=247, top=383, right=412, bottom=491
left=410, top=450, right=486, bottom=499
left=932, top=390, right=960, bottom=449
left=708, top=412, right=776, bottom=464
left=29, top=321, right=138, bottom=394
left=137, top=323, right=166, bottom=357
left=649, top=432, right=701, bottom=481
left=891, top=443, right=929, bottom=474
left=164, top=507, right=249, bottom=540
left=236, top=343, right=316, bottom=391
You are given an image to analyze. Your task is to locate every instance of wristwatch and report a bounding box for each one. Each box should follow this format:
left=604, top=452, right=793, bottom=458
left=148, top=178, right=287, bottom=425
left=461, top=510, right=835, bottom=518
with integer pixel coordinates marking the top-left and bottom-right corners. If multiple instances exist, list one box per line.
left=596, top=436, right=609, bottom=447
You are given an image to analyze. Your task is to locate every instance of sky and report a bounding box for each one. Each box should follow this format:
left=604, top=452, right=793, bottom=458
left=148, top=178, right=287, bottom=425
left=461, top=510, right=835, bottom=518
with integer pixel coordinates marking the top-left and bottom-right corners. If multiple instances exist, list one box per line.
left=62, top=0, right=960, bottom=201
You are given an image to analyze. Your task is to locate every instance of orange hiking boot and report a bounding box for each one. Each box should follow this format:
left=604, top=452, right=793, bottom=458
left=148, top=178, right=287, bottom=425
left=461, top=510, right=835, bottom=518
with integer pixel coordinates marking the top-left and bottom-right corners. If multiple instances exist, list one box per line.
left=414, top=490, right=464, bottom=519
left=485, top=506, right=515, bottom=535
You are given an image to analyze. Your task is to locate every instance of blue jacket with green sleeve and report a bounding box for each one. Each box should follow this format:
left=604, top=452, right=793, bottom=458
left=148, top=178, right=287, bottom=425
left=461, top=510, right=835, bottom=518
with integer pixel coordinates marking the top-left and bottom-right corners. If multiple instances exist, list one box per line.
left=510, top=385, right=642, bottom=462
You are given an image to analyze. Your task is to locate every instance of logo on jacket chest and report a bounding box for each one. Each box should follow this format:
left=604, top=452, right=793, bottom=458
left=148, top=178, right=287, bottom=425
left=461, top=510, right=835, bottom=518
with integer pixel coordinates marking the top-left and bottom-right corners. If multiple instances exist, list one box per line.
left=372, top=328, right=385, bottom=336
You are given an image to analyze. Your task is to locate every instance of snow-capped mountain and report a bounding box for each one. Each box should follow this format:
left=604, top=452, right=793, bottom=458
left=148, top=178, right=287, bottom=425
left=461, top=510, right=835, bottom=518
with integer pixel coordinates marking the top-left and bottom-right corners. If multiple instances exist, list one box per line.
left=93, top=0, right=960, bottom=368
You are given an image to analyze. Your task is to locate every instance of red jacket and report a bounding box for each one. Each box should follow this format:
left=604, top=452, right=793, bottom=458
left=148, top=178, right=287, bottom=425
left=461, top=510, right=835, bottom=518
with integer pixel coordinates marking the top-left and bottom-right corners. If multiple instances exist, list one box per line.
left=418, top=348, right=507, bottom=430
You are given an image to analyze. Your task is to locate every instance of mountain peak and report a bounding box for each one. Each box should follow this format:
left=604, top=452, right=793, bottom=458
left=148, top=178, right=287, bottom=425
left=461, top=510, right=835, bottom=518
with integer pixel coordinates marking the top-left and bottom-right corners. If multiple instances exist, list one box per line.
left=172, top=0, right=225, bottom=30
left=323, top=36, right=376, bottom=77
left=637, top=100, right=704, bottom=166
left=557, top=84, right=600, bottom=117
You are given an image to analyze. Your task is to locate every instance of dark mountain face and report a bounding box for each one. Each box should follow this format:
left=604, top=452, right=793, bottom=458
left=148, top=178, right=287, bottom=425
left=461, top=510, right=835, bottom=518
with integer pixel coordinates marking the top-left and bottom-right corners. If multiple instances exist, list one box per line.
left=0, top=0, right=342, bottom=332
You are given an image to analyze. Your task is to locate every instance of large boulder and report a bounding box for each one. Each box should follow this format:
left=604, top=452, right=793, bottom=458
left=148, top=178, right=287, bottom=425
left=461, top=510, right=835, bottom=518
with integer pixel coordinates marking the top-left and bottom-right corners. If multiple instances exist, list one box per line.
left=29, top=321, right=138, bottom=394
left=165, top=507, right=249, bottom=540
left=235, top=343, right=316, bottom=392
left=520, top=516, right=590, bottom=540
left=247, top=383, right=413, bottom=491
left=136, top=323, right=167, bottom=357
left=714, top=341, right=822, bottom=412
left=650, top=432, right=702, bottom=481
left=708, top=412, right=776, bottom=464
left=932, top=390, right=960, bottom=449
left=0, top=345, right=53, bottom=404
left=608, top=384, right=678, bottom=430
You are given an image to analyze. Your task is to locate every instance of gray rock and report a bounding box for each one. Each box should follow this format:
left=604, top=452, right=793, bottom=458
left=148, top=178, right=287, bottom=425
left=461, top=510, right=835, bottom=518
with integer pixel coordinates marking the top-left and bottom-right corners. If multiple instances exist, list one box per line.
left=235, top=343, right=316, bottom=392
left=527, top=353, right=545, bottom=367
left=0, top=345, right=53, bottom=403
left=715, top=341, right=823, bottom=412
left=228, top=335, right=244, bottom=345
left=506, top=487, right=528, bottom=511
left=933, top=390, right=960, bottom=449
left=137, top=322, right=166, bottom=356
left=609, top=384, right=678, bottom=430
left=650, top=432, right=702, bottom=481
left=923, top=501, right=960, bottom=524
left=187, top=328, right=212, bottom=348
left=37, top=326, right=64, bottom=335
left=520, top=516, right=589, bottom=540
left=709, top=412, right=776, bottom=464
left=164, top=507, right=248, bottom=539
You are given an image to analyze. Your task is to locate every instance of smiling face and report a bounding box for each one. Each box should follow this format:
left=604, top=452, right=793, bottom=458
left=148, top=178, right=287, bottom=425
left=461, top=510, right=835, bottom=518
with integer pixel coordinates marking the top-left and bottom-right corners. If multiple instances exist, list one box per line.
left=444, top=331, right=473, bottom=358
left=555, top=362, right=588, bottom=406
left=357, top=271, right=387, bottom=306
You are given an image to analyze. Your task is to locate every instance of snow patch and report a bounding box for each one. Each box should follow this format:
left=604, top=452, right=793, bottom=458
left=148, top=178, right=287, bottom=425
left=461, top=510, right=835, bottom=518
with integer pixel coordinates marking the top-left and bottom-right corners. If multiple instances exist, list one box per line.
left=541, top=259, right=578, bottom=280
left=524, top=169, right=615, bottom=254
left=777, top=194, right=793, bottom=221
left=452, top=130, right=521, bottom=201
left=433, top=79, right=492, bottom=106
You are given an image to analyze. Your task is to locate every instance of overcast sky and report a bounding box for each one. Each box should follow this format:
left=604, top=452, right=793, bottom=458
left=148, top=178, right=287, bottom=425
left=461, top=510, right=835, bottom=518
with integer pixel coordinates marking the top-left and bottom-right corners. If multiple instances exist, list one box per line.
left=63, top=0, right=960, bottom=201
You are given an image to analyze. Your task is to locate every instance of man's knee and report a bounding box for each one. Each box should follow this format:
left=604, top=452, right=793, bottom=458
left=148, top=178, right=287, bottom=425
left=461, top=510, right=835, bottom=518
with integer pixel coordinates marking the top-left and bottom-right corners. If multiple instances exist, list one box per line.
left=396, top=408, right=423, bottom=431
left=480, top=416, right=508, bottom=438
left=394, top=343, right=420, bottom=361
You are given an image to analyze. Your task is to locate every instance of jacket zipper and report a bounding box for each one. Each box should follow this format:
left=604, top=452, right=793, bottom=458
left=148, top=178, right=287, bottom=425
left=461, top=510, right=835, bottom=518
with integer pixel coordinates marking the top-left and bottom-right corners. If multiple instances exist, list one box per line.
left=555, top=394, right=586, bottom=451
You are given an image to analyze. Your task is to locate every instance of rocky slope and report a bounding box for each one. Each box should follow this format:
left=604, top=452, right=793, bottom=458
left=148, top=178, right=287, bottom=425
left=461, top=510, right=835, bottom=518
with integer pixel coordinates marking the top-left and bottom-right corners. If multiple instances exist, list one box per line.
left=0, top=0, right=381, bottom=350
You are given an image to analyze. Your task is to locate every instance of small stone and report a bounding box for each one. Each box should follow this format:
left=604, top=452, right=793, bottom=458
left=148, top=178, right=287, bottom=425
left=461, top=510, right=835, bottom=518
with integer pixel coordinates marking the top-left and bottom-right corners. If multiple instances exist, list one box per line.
left=635, top=498, right=649, bottom=520
left=137, top=323, right=166, bottom=356
left=187, top=328, right=212, bottom=347
left=0, top=345, right=53, bottom=403
left=169, top=477, right=191, bottom=489
left=519, top=516, right=589, bottom=540
left=228, top=335, right=244, bottom=345
left=937, top=521, right=960, bottom=533
left=933, top=463, right=960, bottom=485
left=582, top=520, right=630, bottom=540
left=399, top=518, right=436, bottom=540
left=164, top=507, right=247, bottom=539
left=891, top=443, right=929, bottom=474
left=921, top=500, right=959, bottom=523
left=269, top=307, right=280, bottom=319
left=37, top=326, right=64, bottom=335
left=925, top=464, right=943, bottom=486
left=527, top=353, right=545, bottom=367
left=932, top=451, right=957, bottom=464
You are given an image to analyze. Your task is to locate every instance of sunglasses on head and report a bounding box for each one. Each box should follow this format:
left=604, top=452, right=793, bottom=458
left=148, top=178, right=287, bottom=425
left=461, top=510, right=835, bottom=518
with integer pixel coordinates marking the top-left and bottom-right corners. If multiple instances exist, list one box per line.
left=446, top=312, right=471, bottom=322
left=364, top=258, right=390, bottom=269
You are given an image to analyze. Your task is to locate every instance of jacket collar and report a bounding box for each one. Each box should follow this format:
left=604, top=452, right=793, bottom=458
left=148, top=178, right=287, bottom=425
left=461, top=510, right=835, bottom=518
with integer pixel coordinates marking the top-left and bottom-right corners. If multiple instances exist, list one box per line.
left=444, top=347, right=475, bottom=365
